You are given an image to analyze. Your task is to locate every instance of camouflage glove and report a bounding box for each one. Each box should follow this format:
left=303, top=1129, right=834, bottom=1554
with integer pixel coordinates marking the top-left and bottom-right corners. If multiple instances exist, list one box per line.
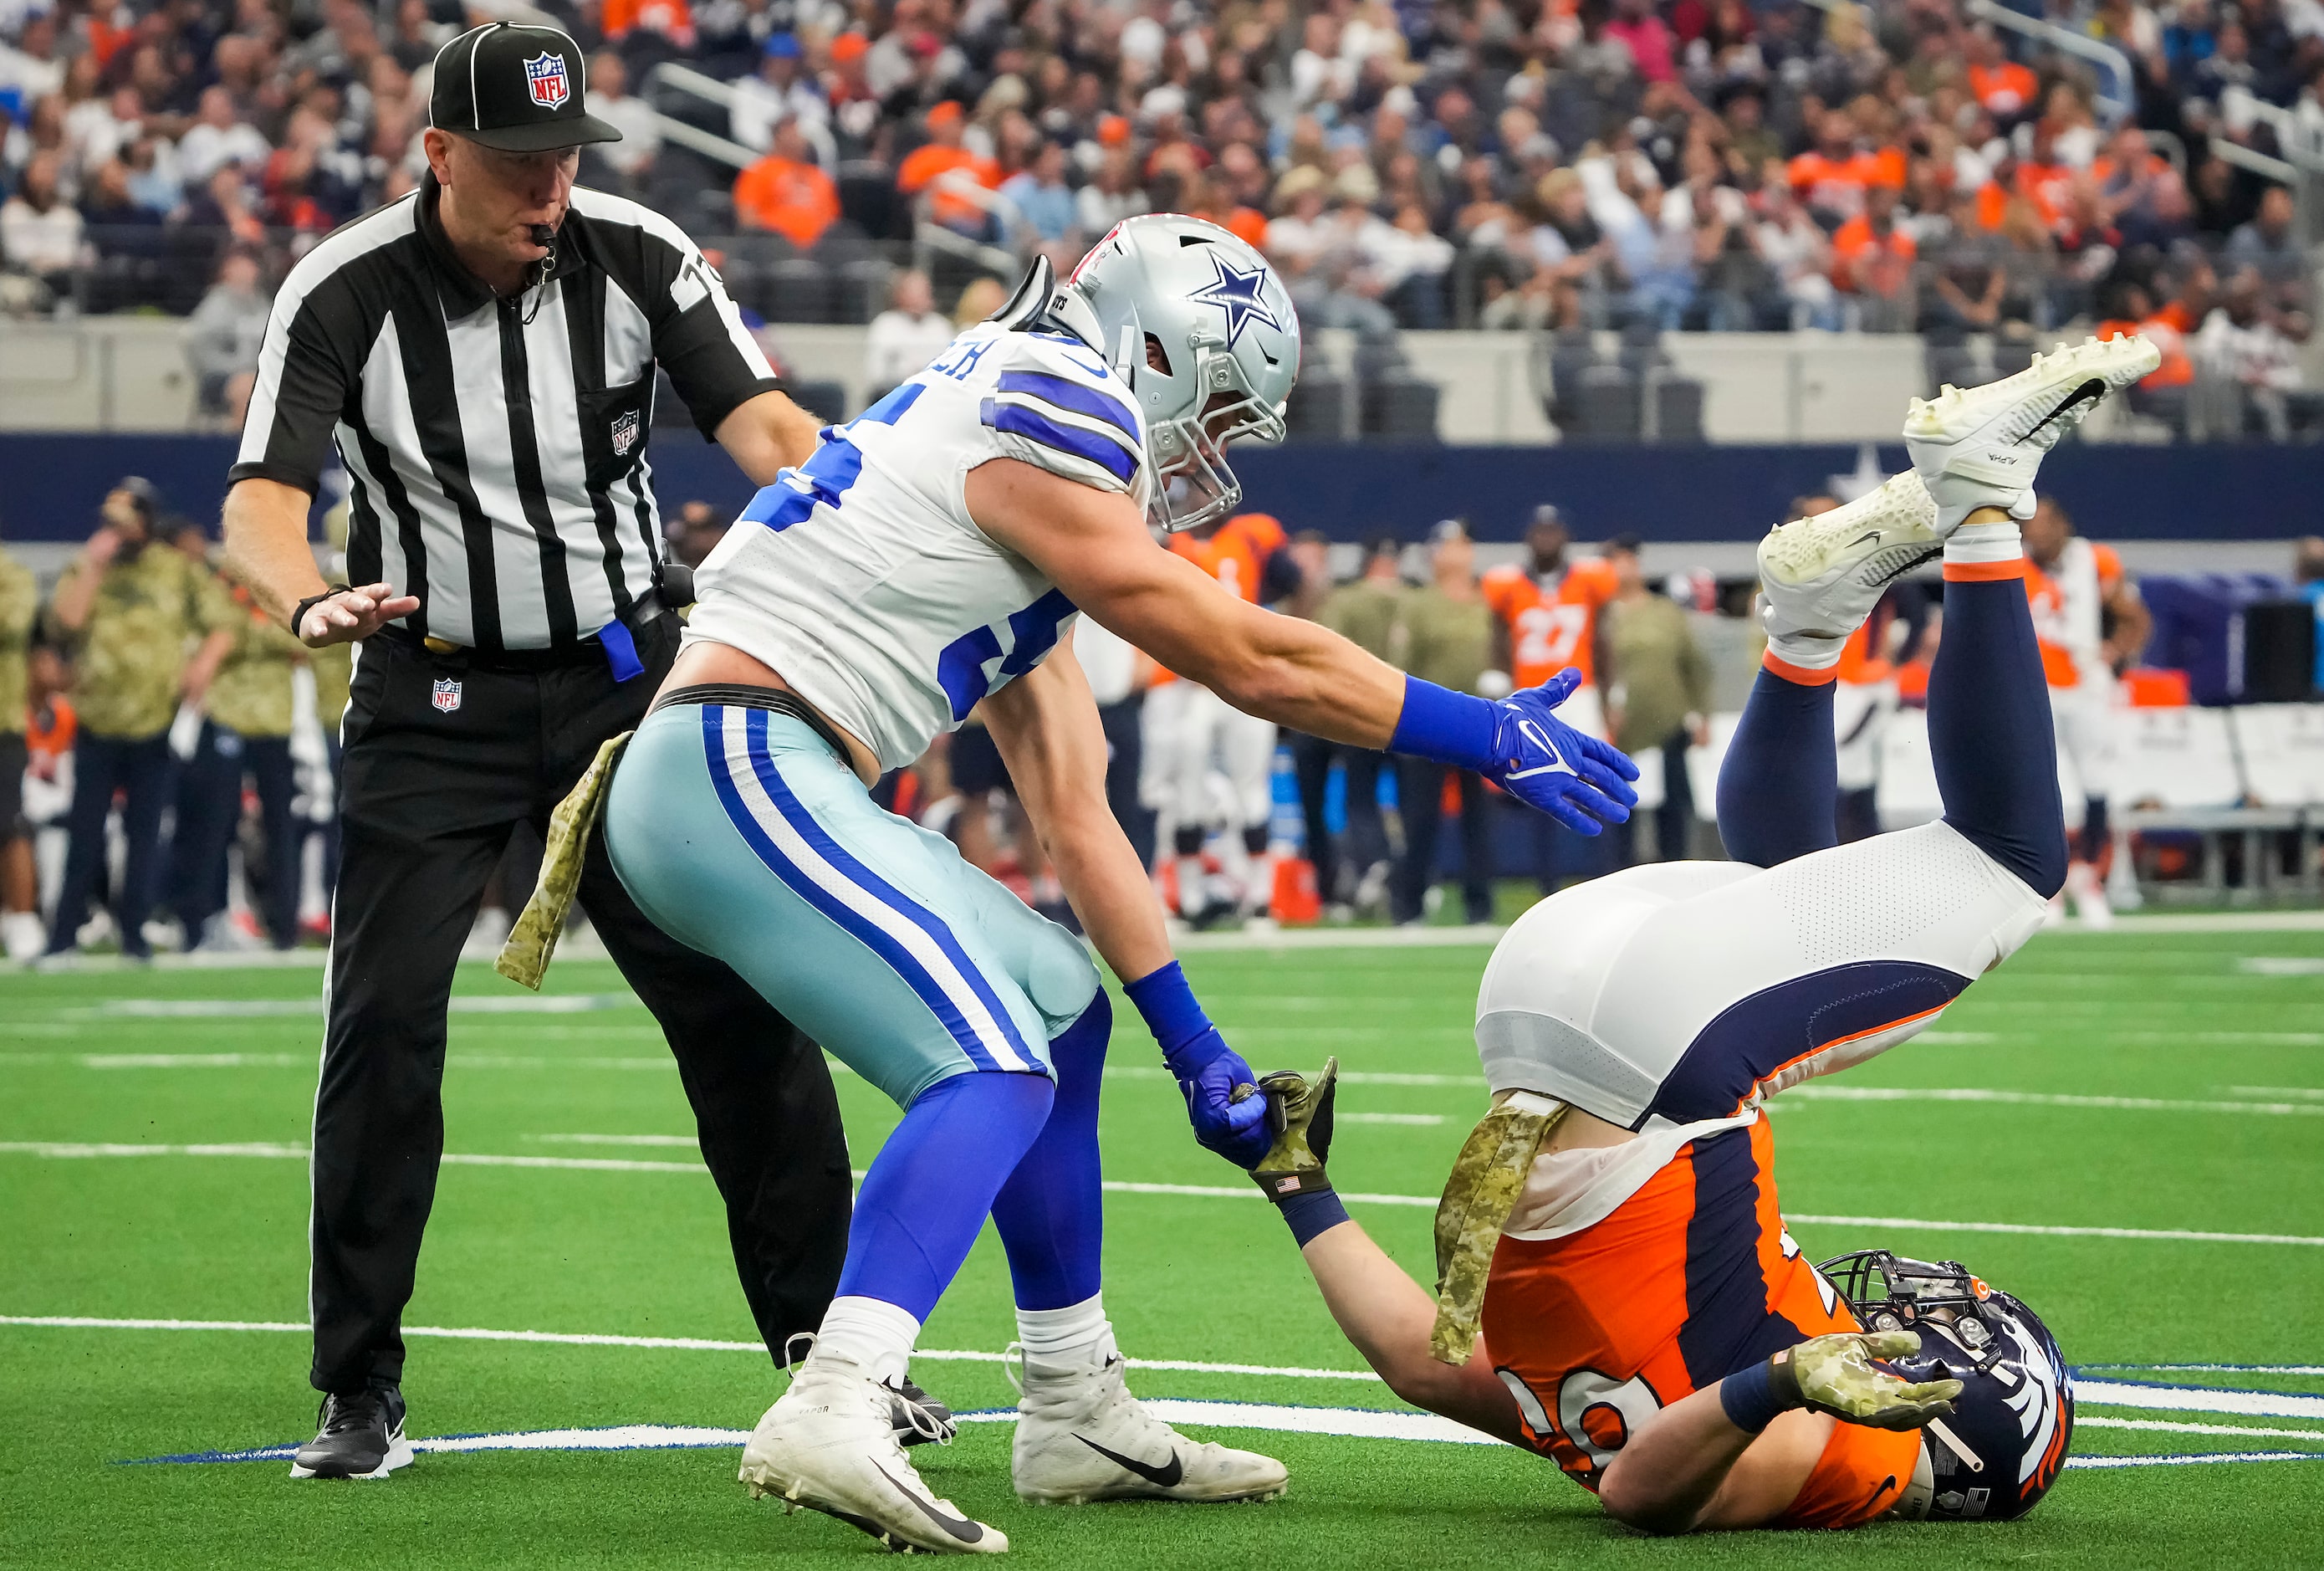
left=1249, top=1057, right=1337, bottom=1201
left=1770, top=1331, right=1964, bottom=1431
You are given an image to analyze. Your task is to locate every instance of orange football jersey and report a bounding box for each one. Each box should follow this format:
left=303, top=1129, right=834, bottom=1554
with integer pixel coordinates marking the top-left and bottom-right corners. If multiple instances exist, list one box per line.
left=1482, top=1117, right=1923, bottom=1528
left=1167, top=512, right=1285, bottom=605
left=1482, top=558, right=1618, bottom=689
left=1152, top=513, right=1288, bottom=685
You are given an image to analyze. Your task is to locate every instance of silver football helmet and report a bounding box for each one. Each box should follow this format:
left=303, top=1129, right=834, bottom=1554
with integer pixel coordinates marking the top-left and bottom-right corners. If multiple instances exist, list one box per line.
left=994, top=216, right=1300, bottom=531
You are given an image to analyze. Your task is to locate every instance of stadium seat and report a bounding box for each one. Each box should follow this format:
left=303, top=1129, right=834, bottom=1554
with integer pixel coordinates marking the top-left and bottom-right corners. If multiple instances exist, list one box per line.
left=1652, top=376, right=1705, bottom=443
left=786, top=379, right=849, bottom=424
left=1360, top=370, right=1441, bottom=439
left=2230, top=704, right=2324, bottom=807
left=761, top=258, right=838, bottom=323
left=1873, top=708, right=1943, bottom=830
left=1287, top=371, right=1353, bottom=440
left=1571, top=365, right=1642, bottom=442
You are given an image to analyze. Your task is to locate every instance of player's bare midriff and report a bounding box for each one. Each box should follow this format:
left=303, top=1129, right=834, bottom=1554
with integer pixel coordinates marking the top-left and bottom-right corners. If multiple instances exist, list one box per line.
left=663, top=639, right=886, bottom=787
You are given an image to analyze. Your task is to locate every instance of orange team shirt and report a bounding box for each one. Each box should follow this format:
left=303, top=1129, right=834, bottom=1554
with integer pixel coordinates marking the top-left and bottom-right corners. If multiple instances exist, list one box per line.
left=1831, top=616, right=1892, bottom=685
left=1969, top=59, right=2040, bottom=117
left=602, top=0, right=695, bottom=43
left=1785, top=149, right=1900, bottom=217
left=2025, top=543, right=2123, bottom=688
left=898, top=144, right=1001, bottom=230
left=733, top=156, right=840, bottom=250
left=2096, top=317, right=2193, bottom=387
left=1831, top=215, right=1916, bottom=292
left=1483, top=559, right=1618, bottom=691
left=1482, top=1116, right=1926, bottom=1528
left=1154, top=513, right=1288, bottom=683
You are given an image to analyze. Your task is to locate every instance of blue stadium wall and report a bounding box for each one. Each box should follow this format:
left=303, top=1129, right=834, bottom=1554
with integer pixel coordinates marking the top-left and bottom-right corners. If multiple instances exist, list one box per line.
left=2, top=434, right=2316, bottom=544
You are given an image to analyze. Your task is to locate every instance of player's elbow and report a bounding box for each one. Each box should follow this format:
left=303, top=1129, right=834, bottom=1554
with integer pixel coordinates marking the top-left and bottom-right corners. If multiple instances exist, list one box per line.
left=1596, top=1461, right=1701, bottom=1537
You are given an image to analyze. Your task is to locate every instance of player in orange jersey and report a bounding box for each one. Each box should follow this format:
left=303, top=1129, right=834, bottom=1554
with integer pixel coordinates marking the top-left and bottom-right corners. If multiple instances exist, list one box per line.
left=1147, top=510, right=1300, bottom=924
left=2023, top=496, right=2148, bottom=927
left=1483, top=506, right=1618, bottom=886
left=1228, top=341, right=2164, bottom=1536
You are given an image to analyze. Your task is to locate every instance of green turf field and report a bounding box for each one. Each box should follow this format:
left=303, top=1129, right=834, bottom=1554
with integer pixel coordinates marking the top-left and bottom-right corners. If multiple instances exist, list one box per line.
left=5, top=924, right=2323, bottom=1568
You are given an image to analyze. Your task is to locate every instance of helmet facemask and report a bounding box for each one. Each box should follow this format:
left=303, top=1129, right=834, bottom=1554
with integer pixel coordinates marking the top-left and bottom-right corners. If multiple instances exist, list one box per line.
left=1146, top=329, right=1286, bottom=533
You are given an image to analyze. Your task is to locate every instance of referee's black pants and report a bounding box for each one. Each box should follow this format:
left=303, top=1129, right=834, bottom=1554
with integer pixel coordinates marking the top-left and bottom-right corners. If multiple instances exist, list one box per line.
left=311, top=614, right=851, bottom=1396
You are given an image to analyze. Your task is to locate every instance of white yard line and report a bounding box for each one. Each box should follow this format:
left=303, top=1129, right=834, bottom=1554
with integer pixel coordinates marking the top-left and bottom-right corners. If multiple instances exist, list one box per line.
left=5, top=1140, right=2318, bottom=1245
left=1784, top=1085, right=2324, bottom=1118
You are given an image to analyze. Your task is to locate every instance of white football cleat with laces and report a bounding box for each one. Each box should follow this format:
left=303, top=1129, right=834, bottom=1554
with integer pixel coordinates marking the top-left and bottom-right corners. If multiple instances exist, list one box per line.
left=738, top=1354, right=1008, bottom=1555
left=1010, top=1343, right=1289, bottom=1506
left=1755, top=469, right=1944, bottom=667
left=1904, top=335, right=2162, bottom=528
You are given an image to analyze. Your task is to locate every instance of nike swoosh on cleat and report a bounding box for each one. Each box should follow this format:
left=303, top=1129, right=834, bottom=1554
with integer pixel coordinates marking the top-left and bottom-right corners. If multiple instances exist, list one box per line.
left=2018, top=378, right=2106, bottom=442
left=869, top=1461, right=987, bottom=1543
left=1850, top=530, right=1882, bottom=548
left=1867, top=545, right=1943, bottom=587
left=1073, top=1435, right=1185, bottom=1487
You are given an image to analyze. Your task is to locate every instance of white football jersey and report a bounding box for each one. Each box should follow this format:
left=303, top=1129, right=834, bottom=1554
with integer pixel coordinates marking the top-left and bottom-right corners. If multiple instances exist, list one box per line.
left=685, top=322, right=1152, bottom=770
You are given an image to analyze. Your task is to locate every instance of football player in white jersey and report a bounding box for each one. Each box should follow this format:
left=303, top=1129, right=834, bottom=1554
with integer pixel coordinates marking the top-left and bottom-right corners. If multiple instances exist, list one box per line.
left=588, top=217, right=1639, bottom=1553
left=1231, top=337, right=2159, bottom=1537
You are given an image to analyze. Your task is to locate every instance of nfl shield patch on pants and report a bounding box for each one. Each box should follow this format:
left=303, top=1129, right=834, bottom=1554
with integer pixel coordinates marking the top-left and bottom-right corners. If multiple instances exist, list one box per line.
left=432, top=678, right=463, bottom=714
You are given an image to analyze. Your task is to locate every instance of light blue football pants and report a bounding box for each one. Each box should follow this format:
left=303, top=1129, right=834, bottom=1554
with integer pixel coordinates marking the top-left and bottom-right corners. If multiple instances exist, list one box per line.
left=603, top=702, right=1101, bottom=1108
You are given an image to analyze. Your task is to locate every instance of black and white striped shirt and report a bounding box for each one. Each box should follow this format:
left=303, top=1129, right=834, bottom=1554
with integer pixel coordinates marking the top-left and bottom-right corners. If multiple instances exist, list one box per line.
left=232, top=177, right=780, bottom=652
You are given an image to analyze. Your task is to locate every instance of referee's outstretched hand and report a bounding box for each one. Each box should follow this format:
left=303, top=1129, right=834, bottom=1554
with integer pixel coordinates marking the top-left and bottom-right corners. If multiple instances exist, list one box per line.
left=299, top=582, right=422, bottom=648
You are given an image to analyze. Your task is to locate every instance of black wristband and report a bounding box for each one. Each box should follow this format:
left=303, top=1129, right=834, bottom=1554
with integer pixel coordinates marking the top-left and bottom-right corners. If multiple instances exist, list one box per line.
left=289, top=585, right=353, bottom=636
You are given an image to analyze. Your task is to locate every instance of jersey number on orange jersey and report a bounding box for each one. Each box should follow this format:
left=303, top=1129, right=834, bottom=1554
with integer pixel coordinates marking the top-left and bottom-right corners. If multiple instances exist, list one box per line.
left=1515, top=603, right=1592, bottom=673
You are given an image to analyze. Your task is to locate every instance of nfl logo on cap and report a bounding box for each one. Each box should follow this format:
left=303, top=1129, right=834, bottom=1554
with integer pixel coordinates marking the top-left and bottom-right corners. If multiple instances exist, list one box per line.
left=432, top=678, right=463, bottom=714
left=524, top=52, right=570, bottom=110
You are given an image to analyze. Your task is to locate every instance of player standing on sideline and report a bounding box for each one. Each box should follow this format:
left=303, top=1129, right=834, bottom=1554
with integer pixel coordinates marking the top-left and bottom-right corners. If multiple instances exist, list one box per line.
left=218, top=23, right=861, bottom=1479
left=545, top=219, right=1636, bottom=1553
left=1149, top=509, right=1300, bottom=925
left=2024, top=496, right=2148, bottom=927
left=1484, top=506, right=1619, bottom=888
left=1235, top=337, right=2158, bottom=1535
left=0, top=530, right=38, bottom=961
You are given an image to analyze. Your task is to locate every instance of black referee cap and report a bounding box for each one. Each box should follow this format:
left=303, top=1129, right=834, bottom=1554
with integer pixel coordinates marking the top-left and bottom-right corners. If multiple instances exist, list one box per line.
left=430, top=23, right=621, bottom=153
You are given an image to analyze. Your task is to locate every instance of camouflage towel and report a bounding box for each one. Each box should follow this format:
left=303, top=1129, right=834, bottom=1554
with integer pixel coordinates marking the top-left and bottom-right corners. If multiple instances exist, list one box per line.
left=1428, top=1088, right=1567, bottom=1366
left=496, top=731, right=632, bottom=990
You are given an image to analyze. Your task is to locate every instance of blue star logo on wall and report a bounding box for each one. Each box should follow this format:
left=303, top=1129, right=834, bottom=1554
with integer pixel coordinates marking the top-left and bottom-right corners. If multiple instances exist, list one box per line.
left=1187, top=254, right=1283, bottom=349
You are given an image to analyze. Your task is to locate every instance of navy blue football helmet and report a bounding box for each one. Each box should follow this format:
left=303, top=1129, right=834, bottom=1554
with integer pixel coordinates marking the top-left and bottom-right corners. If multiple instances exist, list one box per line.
left=1818, top=1250, right=2072, bottom=1522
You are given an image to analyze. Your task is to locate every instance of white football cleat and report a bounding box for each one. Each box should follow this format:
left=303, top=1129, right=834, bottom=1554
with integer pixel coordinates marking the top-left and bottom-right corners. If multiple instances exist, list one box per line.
left=2064, top=862, right=2114, bottom=929
left=1010, top=1344, right=1288, bottom=1506
left=1756, top=470, right=1944, bottom=662
left=738, top=1355, right=1007, bottom=1555
left=1904, top=335, right=2162, bottom=528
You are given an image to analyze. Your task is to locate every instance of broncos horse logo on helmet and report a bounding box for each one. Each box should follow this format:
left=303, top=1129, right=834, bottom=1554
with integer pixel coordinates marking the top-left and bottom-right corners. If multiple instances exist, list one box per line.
left=1819, top=1250, right=2073, bottom=1522
left=988, top=215, right=1300, bottom=534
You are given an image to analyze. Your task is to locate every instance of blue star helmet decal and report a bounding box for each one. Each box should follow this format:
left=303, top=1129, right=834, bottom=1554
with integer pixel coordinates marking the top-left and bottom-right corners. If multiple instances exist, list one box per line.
left=1186, top=253, right=1283, bottom=349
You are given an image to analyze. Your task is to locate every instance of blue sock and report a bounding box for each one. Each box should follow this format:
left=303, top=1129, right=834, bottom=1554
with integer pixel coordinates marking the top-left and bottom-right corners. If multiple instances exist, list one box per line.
left=1715, top=663, right=1838, bottom=868
left=2079, top=796, right=2109, bottom=867
left=989, top=992, right=1111, bottom=1311
left=1931, top=562, right=2067, bottom=897
left=835, top=1070, right=1055, bottom=1322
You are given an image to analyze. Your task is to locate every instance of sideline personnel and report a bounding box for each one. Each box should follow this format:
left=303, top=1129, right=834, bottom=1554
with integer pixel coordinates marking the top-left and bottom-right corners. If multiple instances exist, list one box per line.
left=222, top=23, right=850, bottom=1479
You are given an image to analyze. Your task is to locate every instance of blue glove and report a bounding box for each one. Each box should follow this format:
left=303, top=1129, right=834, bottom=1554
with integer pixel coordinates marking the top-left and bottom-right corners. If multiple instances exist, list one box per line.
left=1389, top=668, right=1640, bottom=836
left=1122, top=962, right=1272, bottom=1168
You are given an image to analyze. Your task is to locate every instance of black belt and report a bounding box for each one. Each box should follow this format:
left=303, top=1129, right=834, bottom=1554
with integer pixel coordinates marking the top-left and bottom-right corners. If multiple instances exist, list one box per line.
left=650, top=683, right=855, bottom=765
left=374, top=589, right=672, bottom=673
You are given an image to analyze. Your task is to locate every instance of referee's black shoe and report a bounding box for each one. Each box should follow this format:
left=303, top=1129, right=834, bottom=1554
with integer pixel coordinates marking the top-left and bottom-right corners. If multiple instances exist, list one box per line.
left=289, top=1386, right=412, bottom=1480
left=893, top=1378, right=957, bottom=1447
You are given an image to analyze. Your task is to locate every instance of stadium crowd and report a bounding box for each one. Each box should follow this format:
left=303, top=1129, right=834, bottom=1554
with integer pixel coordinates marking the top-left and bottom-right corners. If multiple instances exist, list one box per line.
left=2, top=0, right=2320, bottom=431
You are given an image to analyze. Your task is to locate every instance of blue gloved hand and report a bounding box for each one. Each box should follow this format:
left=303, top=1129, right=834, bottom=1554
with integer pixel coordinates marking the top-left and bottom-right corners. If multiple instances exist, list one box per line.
left=1168, top=1026, right=1274, bottom=1168
left=1482, top=669, right=1642, bottom=835
left=1122, top=961, right=1274, bottom=1169
left=1389, top=668, right=1640, bottom=837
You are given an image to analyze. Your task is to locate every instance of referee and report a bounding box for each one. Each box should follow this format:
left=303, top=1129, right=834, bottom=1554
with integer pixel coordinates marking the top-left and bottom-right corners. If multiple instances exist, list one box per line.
left=222, top=23, right=851, bottom=1479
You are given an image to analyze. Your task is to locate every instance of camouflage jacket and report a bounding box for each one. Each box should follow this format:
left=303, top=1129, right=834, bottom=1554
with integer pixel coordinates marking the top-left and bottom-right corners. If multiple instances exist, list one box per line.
left=59, top=545, right=237, bottom=739
left=206, top=581, right=306, bottom=739
left=0, top=547, right=33, bottom=736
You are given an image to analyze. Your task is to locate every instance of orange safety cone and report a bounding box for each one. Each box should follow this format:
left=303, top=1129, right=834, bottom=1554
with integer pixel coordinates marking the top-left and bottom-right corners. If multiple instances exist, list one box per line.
left=1272, top=856, right=1323, bottom=924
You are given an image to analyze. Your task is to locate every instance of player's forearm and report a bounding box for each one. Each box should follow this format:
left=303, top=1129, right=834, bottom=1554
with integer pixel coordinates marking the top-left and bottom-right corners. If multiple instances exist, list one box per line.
left=1596, top=1384, right=1757, bottom=1533
left=1299, top=1224, right=1525, bottom=1443
left=222, top=478, right=327, bottom=626
left=1172, top=608, right=1407, bottom=749
left=1042, top=798, right=1173, bottom=984
left=715, top=389, right=823, bottom=484
left=49, top=562, right=100, bottom=632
